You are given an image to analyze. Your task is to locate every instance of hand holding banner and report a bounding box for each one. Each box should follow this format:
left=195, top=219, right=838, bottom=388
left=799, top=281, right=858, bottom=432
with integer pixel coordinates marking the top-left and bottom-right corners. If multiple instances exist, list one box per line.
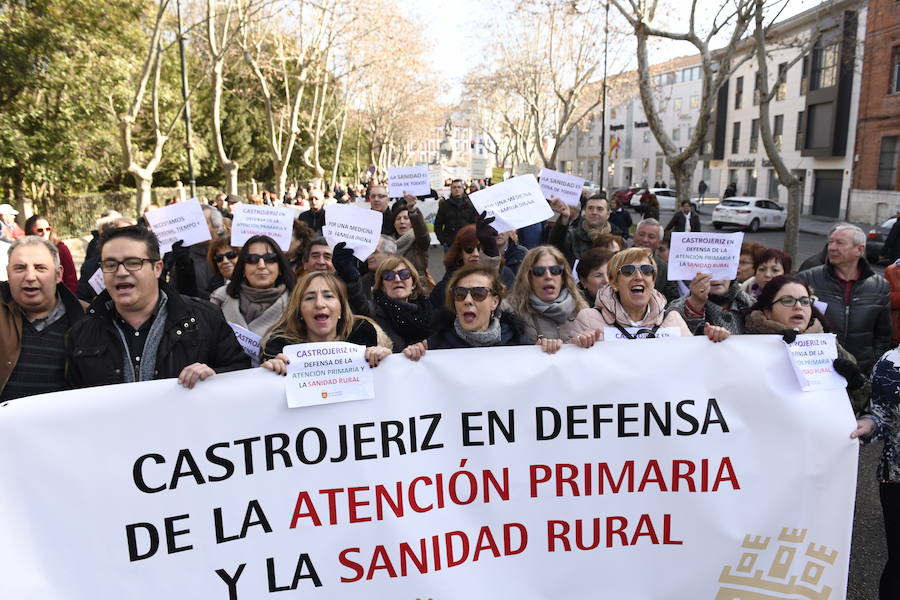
left=323, top=203, right=383, bottom=261
left=283, top=342, right=374, bottom=408
left=784, top=333, right=847, bottom=391
left=144, top=198, right=211, bottom=254
left=388, top=166, right=430, bottom=198
left=469, top=174, right=554, bottom=233
left=539, top=168, right=584, bottom=208
left=667, top=232, right=744, bottom=281
left=231, top=204, right=295, bottom=251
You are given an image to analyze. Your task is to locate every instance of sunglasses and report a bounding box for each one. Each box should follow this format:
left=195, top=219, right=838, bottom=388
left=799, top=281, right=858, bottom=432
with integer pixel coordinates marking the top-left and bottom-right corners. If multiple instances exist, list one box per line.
left=381, top=268, right=412, bottom=281
left=531, top=265, right=564, bottom=277
left=247, top=252, right=279, bottom=264
left=452, top=286, right=491, bottom=302
left=463, top=246, right=480, bottom=254
left=34, top=227, right=52, bottom=234
left=619, top=264, right=656, bottom=277
left=773, top=295, right=816, bottom=308
left=214, top=250, right=238, bottom=263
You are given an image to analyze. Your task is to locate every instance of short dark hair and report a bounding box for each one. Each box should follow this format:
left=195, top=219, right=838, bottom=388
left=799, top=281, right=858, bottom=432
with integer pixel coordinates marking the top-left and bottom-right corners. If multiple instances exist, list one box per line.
left=302, top=236, right=330, bottom=262
left=99, top=225, right=160, bottom=260
left=225, top=235, right=295, bottom=298
left=750, top=274, right=829, bottom=330
left=576, top=247, right=614, bottom=280
left=753, top=247, right=793, bottom=274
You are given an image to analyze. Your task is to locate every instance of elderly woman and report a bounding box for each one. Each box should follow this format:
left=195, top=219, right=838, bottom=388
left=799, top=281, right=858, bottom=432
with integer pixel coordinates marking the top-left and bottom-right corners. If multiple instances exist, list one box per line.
left=404, top=264, right=530, bottom=358
left=506, top=246, right=588, bottom=348
left=371, top=256, right=432, bottom=351
left=575, top=248, right=614, bottom=305
left=388, top=195, right=431, bottom=282
left=210, top=235, right=295, bottom=337
left=260, top=272, right=391, bottom=370
left=744, top=275, right=868, bottom=413
left=206, top=235, right=240, bottom=294
left=573, top=247, right=729, bottom=342
left=741, top=248, right=792, bottom=297
left=666, top=272, right=755, bottom=335
left=24, top=214, right=77, bottom=293
left=737, top=241, right=764, bottom=283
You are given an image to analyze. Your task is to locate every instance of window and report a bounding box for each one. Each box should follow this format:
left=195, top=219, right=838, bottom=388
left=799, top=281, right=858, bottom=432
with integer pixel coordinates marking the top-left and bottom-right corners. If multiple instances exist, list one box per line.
left=811, top=40, right=839, bottom=90
left=795, top=111, right=805, bottom=150
left=658, top=100, right=667, bottom=112
left=753, top=72, right=761, bottom=106
left=746, top=168, right=758, bottom=196
left=806, top=102, right=833, bottom=149
left=689, top=126, right=695, bottom=139
left=800, top=57, right=809, bottom=95
left=776, top=63, right=788, bottom=101
left=587, top=160, right=595, bottom=180
left=655, top=158, right=664, bottom=181
left=750, top=119, right=760, bottom=153
left=642, top=158, right=650, bottom=176
left=735, top=76, right=744, bottom=109
left=674, top=98, right=683, bottom=112
left=767, top=169, right=780, bottom=200
left=732, top=121, right=741, bottom=154
left=773, top=114, right=784, bottom=151
left=878, top=136, right=898, bottom=190
left=728, top=169, right=738, bottom=185
left=665, top=72, right=676, bottom=85
left=643, top=130, right=651, bottom=143
left=578, top=160, right=584, bottom=176
left=892, top=48, right=900, bottom=94
left=681, top=66, right=701, bottom=81
left=672, top=127, right=681, bottom=141
left=690, top=95, right=699, bottom=109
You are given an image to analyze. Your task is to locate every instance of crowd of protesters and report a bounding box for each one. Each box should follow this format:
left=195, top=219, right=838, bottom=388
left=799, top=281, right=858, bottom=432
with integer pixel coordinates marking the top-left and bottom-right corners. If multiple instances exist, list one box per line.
left=1, top=178, right=899, bottom=598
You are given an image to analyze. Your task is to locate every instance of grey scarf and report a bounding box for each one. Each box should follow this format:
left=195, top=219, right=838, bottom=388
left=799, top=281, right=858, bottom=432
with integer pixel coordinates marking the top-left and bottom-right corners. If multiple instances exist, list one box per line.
left=529, top=288, right=576, bottom=325
left=454, top=315, right=502, bottom=347
left=112, top=291, right=169, bottom=383
left=395, top=229, right=415, bottom=256
left=239, top=283, right=285, bottom=324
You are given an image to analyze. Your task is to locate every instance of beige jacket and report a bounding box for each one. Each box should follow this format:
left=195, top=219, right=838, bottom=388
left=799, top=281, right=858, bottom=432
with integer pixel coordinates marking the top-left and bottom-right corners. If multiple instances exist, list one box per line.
left=573, top=285, right=691, bottom=340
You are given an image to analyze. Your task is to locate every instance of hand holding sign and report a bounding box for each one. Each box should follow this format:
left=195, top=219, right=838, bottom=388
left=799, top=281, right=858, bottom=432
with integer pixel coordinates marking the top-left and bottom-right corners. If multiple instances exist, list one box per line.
left=784, top=333, right=846, bottom=391
left=323, top=203, right=382, bottom=261
left=143, top=198, right=211, bottom=253
left=667, top=232, right=744, bottom=281
left=231, top=204, right=294, bottom=251
left=281, top=342, right=375, bottom=408
left=387, top=165, right=430, bottom=197
left=539, top=168, right=584, bottom=208
left=468, top=174, right=553, bottom=233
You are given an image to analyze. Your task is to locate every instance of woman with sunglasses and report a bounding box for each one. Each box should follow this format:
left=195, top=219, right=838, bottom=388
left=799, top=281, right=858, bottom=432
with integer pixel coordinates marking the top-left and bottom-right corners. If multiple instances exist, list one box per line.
left=405, top=264, right=529, bottom=358
left=506, top=246, right=588, bottom=352
left=371, top=256, right=432, bottom=351
left=744, top=275, right=868, bottom=413
left=24, top=214, right=77, bottom=293
left=260, top=272, right=391, bottom=370
left=573, top=247, right=728, bottom=343
left=206, top=235, right=240, bottom=293
left=210, top=235, right=296, bottom=337
left=389, top=196, right=431, bottom=284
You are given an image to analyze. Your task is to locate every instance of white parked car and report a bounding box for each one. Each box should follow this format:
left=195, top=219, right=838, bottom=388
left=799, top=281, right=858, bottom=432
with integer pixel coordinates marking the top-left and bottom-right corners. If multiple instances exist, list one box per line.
left=712, top=197, right=787, bottom=232
left=630, top=188, right=697, bottom=211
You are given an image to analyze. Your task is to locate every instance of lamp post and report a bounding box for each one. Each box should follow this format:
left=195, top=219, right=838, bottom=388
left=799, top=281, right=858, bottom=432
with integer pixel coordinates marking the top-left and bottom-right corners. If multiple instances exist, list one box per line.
left=176, top=0, right=197, bottom=198
left=598, top=0, right=609, bottom=197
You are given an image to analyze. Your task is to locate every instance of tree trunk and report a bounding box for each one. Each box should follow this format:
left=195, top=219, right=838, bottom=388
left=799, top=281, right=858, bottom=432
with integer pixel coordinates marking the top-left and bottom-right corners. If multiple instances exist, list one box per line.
left=783, top=181, right=802, bottom=260
left=133, top=174, right=153, bottom=217
left=223, top=161, right=239, bottom=196
left=669, top=155, right=697, bottom=206
left=13, top=165, right=28, bottom=226
left=331, top=106, right=349, bottom=187
left=275, top=162, right=288, bottom=200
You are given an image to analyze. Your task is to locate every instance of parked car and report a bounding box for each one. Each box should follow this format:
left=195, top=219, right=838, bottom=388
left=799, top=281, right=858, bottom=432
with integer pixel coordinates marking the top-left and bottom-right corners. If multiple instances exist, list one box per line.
left=866, top=217, right=896, bottom=262
left=630, top=188, right=697, bottom=212
left=711, top=197, right=787, bottom=232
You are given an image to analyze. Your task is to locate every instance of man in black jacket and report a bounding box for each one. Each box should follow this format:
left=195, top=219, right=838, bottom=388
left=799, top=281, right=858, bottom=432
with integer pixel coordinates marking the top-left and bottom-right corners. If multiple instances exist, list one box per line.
left=665, top=200, right=701, bottom=233
left=433, top=179, right=478, bottom=248
left=66, top=226, right=249, bottom=389
left=797, top=223, right=891, bottom=373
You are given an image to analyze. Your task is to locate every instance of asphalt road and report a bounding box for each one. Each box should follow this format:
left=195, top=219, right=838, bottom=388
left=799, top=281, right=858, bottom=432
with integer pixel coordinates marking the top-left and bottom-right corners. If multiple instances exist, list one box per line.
left=427, top=209, right=888, bottom=599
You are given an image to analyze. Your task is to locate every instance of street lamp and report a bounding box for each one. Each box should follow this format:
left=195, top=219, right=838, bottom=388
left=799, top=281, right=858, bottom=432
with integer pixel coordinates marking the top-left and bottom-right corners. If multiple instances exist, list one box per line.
left=175, top=0, right=197, bottom=198
left=598, top=0, right=609, bottom=197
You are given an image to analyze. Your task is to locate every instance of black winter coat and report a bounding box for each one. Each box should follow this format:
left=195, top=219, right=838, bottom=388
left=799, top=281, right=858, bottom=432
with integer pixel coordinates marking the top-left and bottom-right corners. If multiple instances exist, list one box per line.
left=796, top=258, right=891, bottom=373
left=433, top=196, right=478, bottom=246
left=426, top=308, right=532, bottom=349
left=66, top=282, right=250, bottom=388
left=664, top=211, right=702, bottom=233
left=261, top=319, right=379, bottom=360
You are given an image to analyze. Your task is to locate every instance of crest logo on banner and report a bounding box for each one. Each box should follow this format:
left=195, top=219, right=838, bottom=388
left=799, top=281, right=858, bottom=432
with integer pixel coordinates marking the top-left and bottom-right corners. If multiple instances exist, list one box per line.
left=716, top=528, right=838, bottom=599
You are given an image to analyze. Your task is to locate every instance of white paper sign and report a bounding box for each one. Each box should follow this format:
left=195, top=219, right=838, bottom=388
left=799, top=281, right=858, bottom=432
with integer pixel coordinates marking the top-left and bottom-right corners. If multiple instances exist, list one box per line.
left=387, top=165, right=430, bottom=197
left=814, top=300, right=829, bottom=315
left=0, top=240, right=8, bottom=281
left=323, top=203, right=383, bottom=261
left=785, top=333, right=847, bottom=391
left=229, top=323, right=261, bottom=368
left=468, top=174, right=554, bottom=233
left=667, top=232, right=744, bottom=281
left=143, top=198, right=211, bottom=254
left=231, top=204, right=295, bottom=251
left=427, top=168, right=445, bottom=190
left=603, top=326, right=681, bottom=340
left=470, top=156, right=489, bottom=178
left=88, top=268, right=105, bottom=294
left=282, top=342, right=374, bottom=408
left=540, top=168, right=585, bottom=208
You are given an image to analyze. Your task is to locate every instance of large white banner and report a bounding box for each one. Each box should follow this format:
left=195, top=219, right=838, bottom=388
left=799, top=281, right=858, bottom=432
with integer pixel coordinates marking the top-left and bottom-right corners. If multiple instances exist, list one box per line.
left=0, top=336, right=857, bottom=599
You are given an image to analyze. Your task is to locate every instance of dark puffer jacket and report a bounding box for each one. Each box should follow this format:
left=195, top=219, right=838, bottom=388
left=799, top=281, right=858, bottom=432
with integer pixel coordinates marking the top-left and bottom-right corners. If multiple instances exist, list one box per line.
left=427, top=308, right=532, bottom=349
left=66, top=281, right=250, bottom=388
left=433, top=196, right=478, bottom=246
left=796, top=258, right=891, bottom=373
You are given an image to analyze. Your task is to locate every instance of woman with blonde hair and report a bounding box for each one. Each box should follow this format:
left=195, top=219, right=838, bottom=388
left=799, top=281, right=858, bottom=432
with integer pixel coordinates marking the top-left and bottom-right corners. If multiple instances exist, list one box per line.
left=506, top=245, right=588, bottom=352
left=260, top=271, right=391, bottom=372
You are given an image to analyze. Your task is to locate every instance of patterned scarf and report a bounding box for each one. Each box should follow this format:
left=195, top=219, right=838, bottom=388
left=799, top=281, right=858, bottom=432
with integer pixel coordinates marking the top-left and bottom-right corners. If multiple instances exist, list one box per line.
left=373, top=291, right=432, bottom=345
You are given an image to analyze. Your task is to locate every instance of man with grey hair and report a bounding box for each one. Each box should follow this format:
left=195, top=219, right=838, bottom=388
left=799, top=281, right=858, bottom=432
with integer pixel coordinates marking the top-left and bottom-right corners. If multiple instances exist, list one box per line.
left=1, top=236, right=85, bottom=401
left=797, top=223, right=890, bottom=372
left=633, top=218, right=680, bottom=302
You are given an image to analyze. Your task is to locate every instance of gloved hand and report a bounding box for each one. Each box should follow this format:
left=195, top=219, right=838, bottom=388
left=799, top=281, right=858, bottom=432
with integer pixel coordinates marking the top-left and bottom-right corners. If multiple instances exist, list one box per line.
left=833, top=358, right=866, bottom=391
left=170, top=240, right=197, bottom=295
left=331, top=242, right=360, bottom=283
left=475, top=211, right=499, bottom=257
left=780, top=329, right=798, bottom=344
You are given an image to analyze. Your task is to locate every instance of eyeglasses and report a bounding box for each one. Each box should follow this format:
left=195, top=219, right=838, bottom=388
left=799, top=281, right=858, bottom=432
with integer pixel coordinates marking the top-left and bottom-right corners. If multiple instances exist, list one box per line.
left=214, top=250, right=238, bottom=263
left=381, top=268, right=412, bottom=281
left=531, top=265, right=564, bottom=277
left=618, top=264, right=656, bottom=277
left=100, top=257, right=157, bottom=273
left=452, top=286, right=491, bottom=302
left=462, top=246, right=480, bottom=254
left=773, top=295, right=816, bottom=308
left=247, top=253, right=279, bottom=264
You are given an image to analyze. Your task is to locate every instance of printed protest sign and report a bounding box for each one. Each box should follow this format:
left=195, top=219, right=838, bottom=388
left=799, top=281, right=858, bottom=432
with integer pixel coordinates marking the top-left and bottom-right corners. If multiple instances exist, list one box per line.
left=603, top=326, right=682, bottom=340
left=427, top=169, right=445, bottom=190
left=539, top=168, right=584, bottom=207
left=667, top=232, right=744, bottom=281
left=229, top=323, right=261, bottom=368
left=143, top=198, right=211, bottom=254
left=470, top=157, right=489, bottom=178
left=785, top=333, right=846, bottom=391
left=282, top=342, right=374, bottom=408
left=387, top=166, right=430, bottom=198
left=88, top=268, right=105, bottom=294
left=323, top=203, right=382, bottom=261
left=469, top=174, right=554, bottom=233
left=231, top=204, right=295, bottom=251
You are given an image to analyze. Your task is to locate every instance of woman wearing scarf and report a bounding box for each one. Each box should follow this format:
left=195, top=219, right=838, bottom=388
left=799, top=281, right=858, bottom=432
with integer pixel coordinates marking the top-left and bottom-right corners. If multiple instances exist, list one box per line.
left=572, top=247, right=729, bottom=343
left=666, top=273, right=755, bottom=335
left=505, top=246, right=588, bottom=352
left=371, top=256, right=432, bottom=352
left=210, top=235, right=296, bottom=337
left=389, top=195, right=431, bottom=286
